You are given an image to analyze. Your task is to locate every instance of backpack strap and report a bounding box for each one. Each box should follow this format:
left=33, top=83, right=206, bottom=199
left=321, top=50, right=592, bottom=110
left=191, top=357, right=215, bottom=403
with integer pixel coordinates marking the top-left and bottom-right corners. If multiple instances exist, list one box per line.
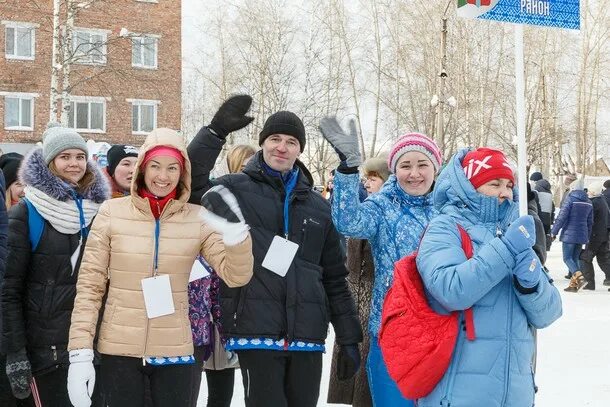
left=457, top=224, right=476, bottom=341
left=24, top=198, right=44, bottom=252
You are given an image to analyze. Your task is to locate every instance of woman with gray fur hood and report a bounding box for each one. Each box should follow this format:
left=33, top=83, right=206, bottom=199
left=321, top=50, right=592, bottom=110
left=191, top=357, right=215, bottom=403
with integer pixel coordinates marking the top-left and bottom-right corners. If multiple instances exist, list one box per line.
left=1, top=124, right=109, bottom=406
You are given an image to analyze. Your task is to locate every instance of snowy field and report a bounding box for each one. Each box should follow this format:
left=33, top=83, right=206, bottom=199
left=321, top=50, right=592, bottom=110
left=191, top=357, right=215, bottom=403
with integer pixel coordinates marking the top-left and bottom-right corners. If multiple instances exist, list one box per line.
left=197, top=243, right=610, bottom=406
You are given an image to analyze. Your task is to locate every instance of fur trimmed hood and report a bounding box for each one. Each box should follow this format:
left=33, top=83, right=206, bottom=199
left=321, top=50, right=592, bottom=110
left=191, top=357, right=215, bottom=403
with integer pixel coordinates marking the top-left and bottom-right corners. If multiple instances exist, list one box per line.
left=19, top=148, right=110, bottom=203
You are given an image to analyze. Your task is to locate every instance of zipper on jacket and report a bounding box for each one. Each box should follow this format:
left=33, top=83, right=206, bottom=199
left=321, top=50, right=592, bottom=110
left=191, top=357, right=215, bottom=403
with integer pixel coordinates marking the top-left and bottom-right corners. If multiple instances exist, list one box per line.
left=51, top=345, right=57, bottom=361
left=142, top=218, right=161, bottom=362
left=500, top=278, right=514, bottom=405
left=442, top=313, right=466, bottom=405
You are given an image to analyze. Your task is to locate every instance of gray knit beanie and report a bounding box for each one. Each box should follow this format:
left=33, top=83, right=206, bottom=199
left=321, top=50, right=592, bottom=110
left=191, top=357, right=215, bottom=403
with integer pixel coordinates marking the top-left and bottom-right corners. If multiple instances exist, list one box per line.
left=42, top=123, right=88, bottom=164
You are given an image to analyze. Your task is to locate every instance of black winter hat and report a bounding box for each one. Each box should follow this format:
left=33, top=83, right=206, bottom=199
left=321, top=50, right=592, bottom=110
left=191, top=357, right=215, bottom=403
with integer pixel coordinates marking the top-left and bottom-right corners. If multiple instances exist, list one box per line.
left=106, top=145, right=139, bottom=177
left=604, top=180, right=610, bottom=190
left=0, top=152, right=24, bottom=188
left=529, top=171, right=543, bottom=182
left=258, top=111, right=306, bottom=152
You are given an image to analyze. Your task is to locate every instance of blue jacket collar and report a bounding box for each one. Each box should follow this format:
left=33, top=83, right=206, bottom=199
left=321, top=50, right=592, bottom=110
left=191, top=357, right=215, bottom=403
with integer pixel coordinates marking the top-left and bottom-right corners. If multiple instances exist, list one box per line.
left=433, top=148, right=518, bottom=227
left=381, top=175, right=433, bottom=208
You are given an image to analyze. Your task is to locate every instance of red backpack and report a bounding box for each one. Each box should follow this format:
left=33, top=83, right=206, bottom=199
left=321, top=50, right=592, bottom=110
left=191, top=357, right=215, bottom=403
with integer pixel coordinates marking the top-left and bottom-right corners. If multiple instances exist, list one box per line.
left=379, top=225, right=475, bottom=400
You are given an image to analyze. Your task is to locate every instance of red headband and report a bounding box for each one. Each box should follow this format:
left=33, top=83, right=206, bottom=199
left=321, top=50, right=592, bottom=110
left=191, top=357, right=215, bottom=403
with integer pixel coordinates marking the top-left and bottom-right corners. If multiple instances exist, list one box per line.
left=142, top=146, right=184, bottom=169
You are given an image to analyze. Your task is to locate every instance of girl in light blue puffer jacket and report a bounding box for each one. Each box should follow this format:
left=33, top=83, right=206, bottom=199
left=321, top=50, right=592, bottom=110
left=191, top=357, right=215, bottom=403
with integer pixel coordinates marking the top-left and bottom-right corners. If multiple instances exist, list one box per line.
left=416, top=147, right=562, bottom=407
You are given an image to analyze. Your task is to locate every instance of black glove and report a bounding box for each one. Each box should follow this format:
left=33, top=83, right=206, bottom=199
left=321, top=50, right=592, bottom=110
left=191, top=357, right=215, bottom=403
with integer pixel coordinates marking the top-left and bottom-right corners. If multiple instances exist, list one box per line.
left=209, top=95, right=254, bottom=138
left=337, top=344, right=361, bottom=380
left=5, top=348, right=32, bottom=399
left=201, top=185, right=243, bottom=223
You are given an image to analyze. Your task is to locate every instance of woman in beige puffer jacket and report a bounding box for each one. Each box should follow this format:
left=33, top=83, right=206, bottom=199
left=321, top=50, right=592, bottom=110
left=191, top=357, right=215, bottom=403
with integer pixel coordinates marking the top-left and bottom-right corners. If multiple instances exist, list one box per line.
left=67, top=128, right=253, bottom=407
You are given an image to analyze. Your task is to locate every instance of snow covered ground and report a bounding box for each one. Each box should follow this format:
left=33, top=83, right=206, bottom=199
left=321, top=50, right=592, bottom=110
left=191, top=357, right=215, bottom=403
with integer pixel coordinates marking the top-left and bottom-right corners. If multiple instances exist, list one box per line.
left=197, top=243, right=610, bottom=406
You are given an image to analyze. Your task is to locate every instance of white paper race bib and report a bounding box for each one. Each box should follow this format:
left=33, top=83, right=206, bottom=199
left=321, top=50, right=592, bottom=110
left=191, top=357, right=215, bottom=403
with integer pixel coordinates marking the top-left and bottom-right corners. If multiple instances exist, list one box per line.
left=189, top=260, right=211, bottom=282
left=141, top=275, right=175, bottom=319
left=262, top=236, right=299, bottom=277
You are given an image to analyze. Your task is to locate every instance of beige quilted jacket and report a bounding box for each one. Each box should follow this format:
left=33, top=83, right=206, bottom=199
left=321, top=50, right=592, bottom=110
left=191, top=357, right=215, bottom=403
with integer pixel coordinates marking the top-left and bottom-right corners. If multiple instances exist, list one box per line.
left=68, top=128, right=253, bottom=358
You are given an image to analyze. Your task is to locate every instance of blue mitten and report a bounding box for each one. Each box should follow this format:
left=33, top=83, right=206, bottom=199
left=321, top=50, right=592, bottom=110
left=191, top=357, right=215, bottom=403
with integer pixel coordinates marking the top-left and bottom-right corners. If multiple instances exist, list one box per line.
left=513, top=249, right=542, bottom=288
left=501, top=215, right=536, bottom=256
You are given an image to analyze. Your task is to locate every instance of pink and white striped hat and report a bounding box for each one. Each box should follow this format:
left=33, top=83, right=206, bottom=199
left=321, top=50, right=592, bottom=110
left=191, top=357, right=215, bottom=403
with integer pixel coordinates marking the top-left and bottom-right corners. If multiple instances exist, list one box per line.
left=387, top=133, right=442, bottom=174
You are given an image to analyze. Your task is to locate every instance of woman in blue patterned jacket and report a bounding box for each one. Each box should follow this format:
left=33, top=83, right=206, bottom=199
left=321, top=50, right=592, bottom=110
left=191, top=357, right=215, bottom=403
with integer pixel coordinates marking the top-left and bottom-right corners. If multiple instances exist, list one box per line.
left=416, top=147, right=562, bottom=407
left=320, top=117, right=441, bottom=407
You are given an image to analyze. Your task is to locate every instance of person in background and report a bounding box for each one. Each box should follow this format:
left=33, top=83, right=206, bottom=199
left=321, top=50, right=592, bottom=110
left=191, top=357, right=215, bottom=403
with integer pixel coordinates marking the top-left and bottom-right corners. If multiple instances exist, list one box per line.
left=2, top=124, right=109, bottom=406
left=578, top=181, right=610, bottom=291
left=551, top=178, right=593, bottom=291
left=529, top=171, right=543, bottom=187
left=416, top=147, right=562, bottom=406
left=527, top=183, right=547, bottom=266
left=534, top=174, right=555, bottom=251
left=323, top=170, right=335, bottom=200
left=0, top=154, right=25, bottom=210
left=321, top=117, right=441, bottom=407
left=0, top=165, right=25, bottom=407
left=603, top=180, right=610, bottom=217
left=105, top=145, right=139, bottom=198
left=362, top=156, right=389, bottom=197
left=327, top=155, right=389, bottom=407
left=559, top=173, right=577, bottom=207
left=226, top=145, right=256, bottom=174
left=67, top=128, right=253, bottom=407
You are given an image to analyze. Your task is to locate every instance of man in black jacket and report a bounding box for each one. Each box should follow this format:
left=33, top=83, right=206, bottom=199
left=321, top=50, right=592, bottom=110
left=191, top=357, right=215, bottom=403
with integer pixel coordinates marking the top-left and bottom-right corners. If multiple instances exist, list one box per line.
left=189, top=96, right=362, bottom=407
left=580, top=181, right=610, bottom=290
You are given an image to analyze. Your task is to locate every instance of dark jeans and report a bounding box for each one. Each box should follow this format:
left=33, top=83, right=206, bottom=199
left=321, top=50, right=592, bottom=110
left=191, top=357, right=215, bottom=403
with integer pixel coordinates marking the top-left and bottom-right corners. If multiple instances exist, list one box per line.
left=580, top=242, right=610, bottom=289
left=101, top=354, right=196, bottom=407
left=204, top=368, right=235, bottom=407
left=236, top=350, right=322, bottom=407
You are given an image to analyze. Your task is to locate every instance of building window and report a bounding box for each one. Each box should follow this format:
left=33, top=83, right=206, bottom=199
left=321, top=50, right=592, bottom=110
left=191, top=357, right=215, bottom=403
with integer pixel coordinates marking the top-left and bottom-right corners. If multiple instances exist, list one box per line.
left=128, top=99, right=159, bottom=134
left=132, top=36, right=158, bottom=69
left=2, top=92, right=36, bottom=130
left=3, top=21, right=37, bottom=60
left=68, top=97, right=106, bottom=133
left=72, top=28, right=108, bottom=65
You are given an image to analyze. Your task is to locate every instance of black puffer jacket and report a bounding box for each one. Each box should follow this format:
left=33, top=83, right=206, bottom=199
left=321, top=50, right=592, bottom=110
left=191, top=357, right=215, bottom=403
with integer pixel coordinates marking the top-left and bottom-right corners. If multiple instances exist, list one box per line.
left=587, top=196, right=609, bottom=249
left=1, top=149, right=108, bottom=373
left=0, top=174, right=8, bottom=354
left=188, top=127, right=362, bottom=346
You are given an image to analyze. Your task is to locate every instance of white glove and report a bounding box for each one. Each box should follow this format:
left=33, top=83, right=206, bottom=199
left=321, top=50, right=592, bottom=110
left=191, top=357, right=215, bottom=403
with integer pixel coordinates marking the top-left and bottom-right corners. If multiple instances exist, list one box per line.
left=67, top=349, right=95, bottom=407
left=200, top=210, right=249, bottom=246
left=200, top=186, right=249, bottom=246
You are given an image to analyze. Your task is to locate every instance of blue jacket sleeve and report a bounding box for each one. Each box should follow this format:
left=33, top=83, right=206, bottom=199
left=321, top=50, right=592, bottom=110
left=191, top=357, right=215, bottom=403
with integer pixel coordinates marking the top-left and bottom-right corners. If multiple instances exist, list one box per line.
left=416, top=219, right=515, bottom=311
left=586, top=206, right=593, bottom=240
left=331, top=172, right=381, bottom=240
left=551, top=195, right=572, bottom=236
left=513, top=271, right=562, bottom=328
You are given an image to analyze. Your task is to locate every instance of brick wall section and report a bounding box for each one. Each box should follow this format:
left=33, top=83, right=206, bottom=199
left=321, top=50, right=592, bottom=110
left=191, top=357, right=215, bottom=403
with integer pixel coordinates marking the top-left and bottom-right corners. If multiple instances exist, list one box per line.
left=0, top=0, right=181, bottom=146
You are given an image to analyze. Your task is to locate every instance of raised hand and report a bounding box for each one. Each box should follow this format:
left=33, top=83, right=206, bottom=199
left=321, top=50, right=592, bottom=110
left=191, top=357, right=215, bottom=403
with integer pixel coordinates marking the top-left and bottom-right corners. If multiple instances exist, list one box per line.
left=209, top=95, right=254, bottom=138
left=200, top=185, right=249, bottom=246
left=319, top=116, right=362, bottom=169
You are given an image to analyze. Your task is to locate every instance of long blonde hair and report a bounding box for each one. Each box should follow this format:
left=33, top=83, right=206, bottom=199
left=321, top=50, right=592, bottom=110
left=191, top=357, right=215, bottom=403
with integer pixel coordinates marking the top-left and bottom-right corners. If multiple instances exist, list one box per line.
left=5, top=187, right=12, bottom=209
left=226, top=144, right=256, bottom=174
